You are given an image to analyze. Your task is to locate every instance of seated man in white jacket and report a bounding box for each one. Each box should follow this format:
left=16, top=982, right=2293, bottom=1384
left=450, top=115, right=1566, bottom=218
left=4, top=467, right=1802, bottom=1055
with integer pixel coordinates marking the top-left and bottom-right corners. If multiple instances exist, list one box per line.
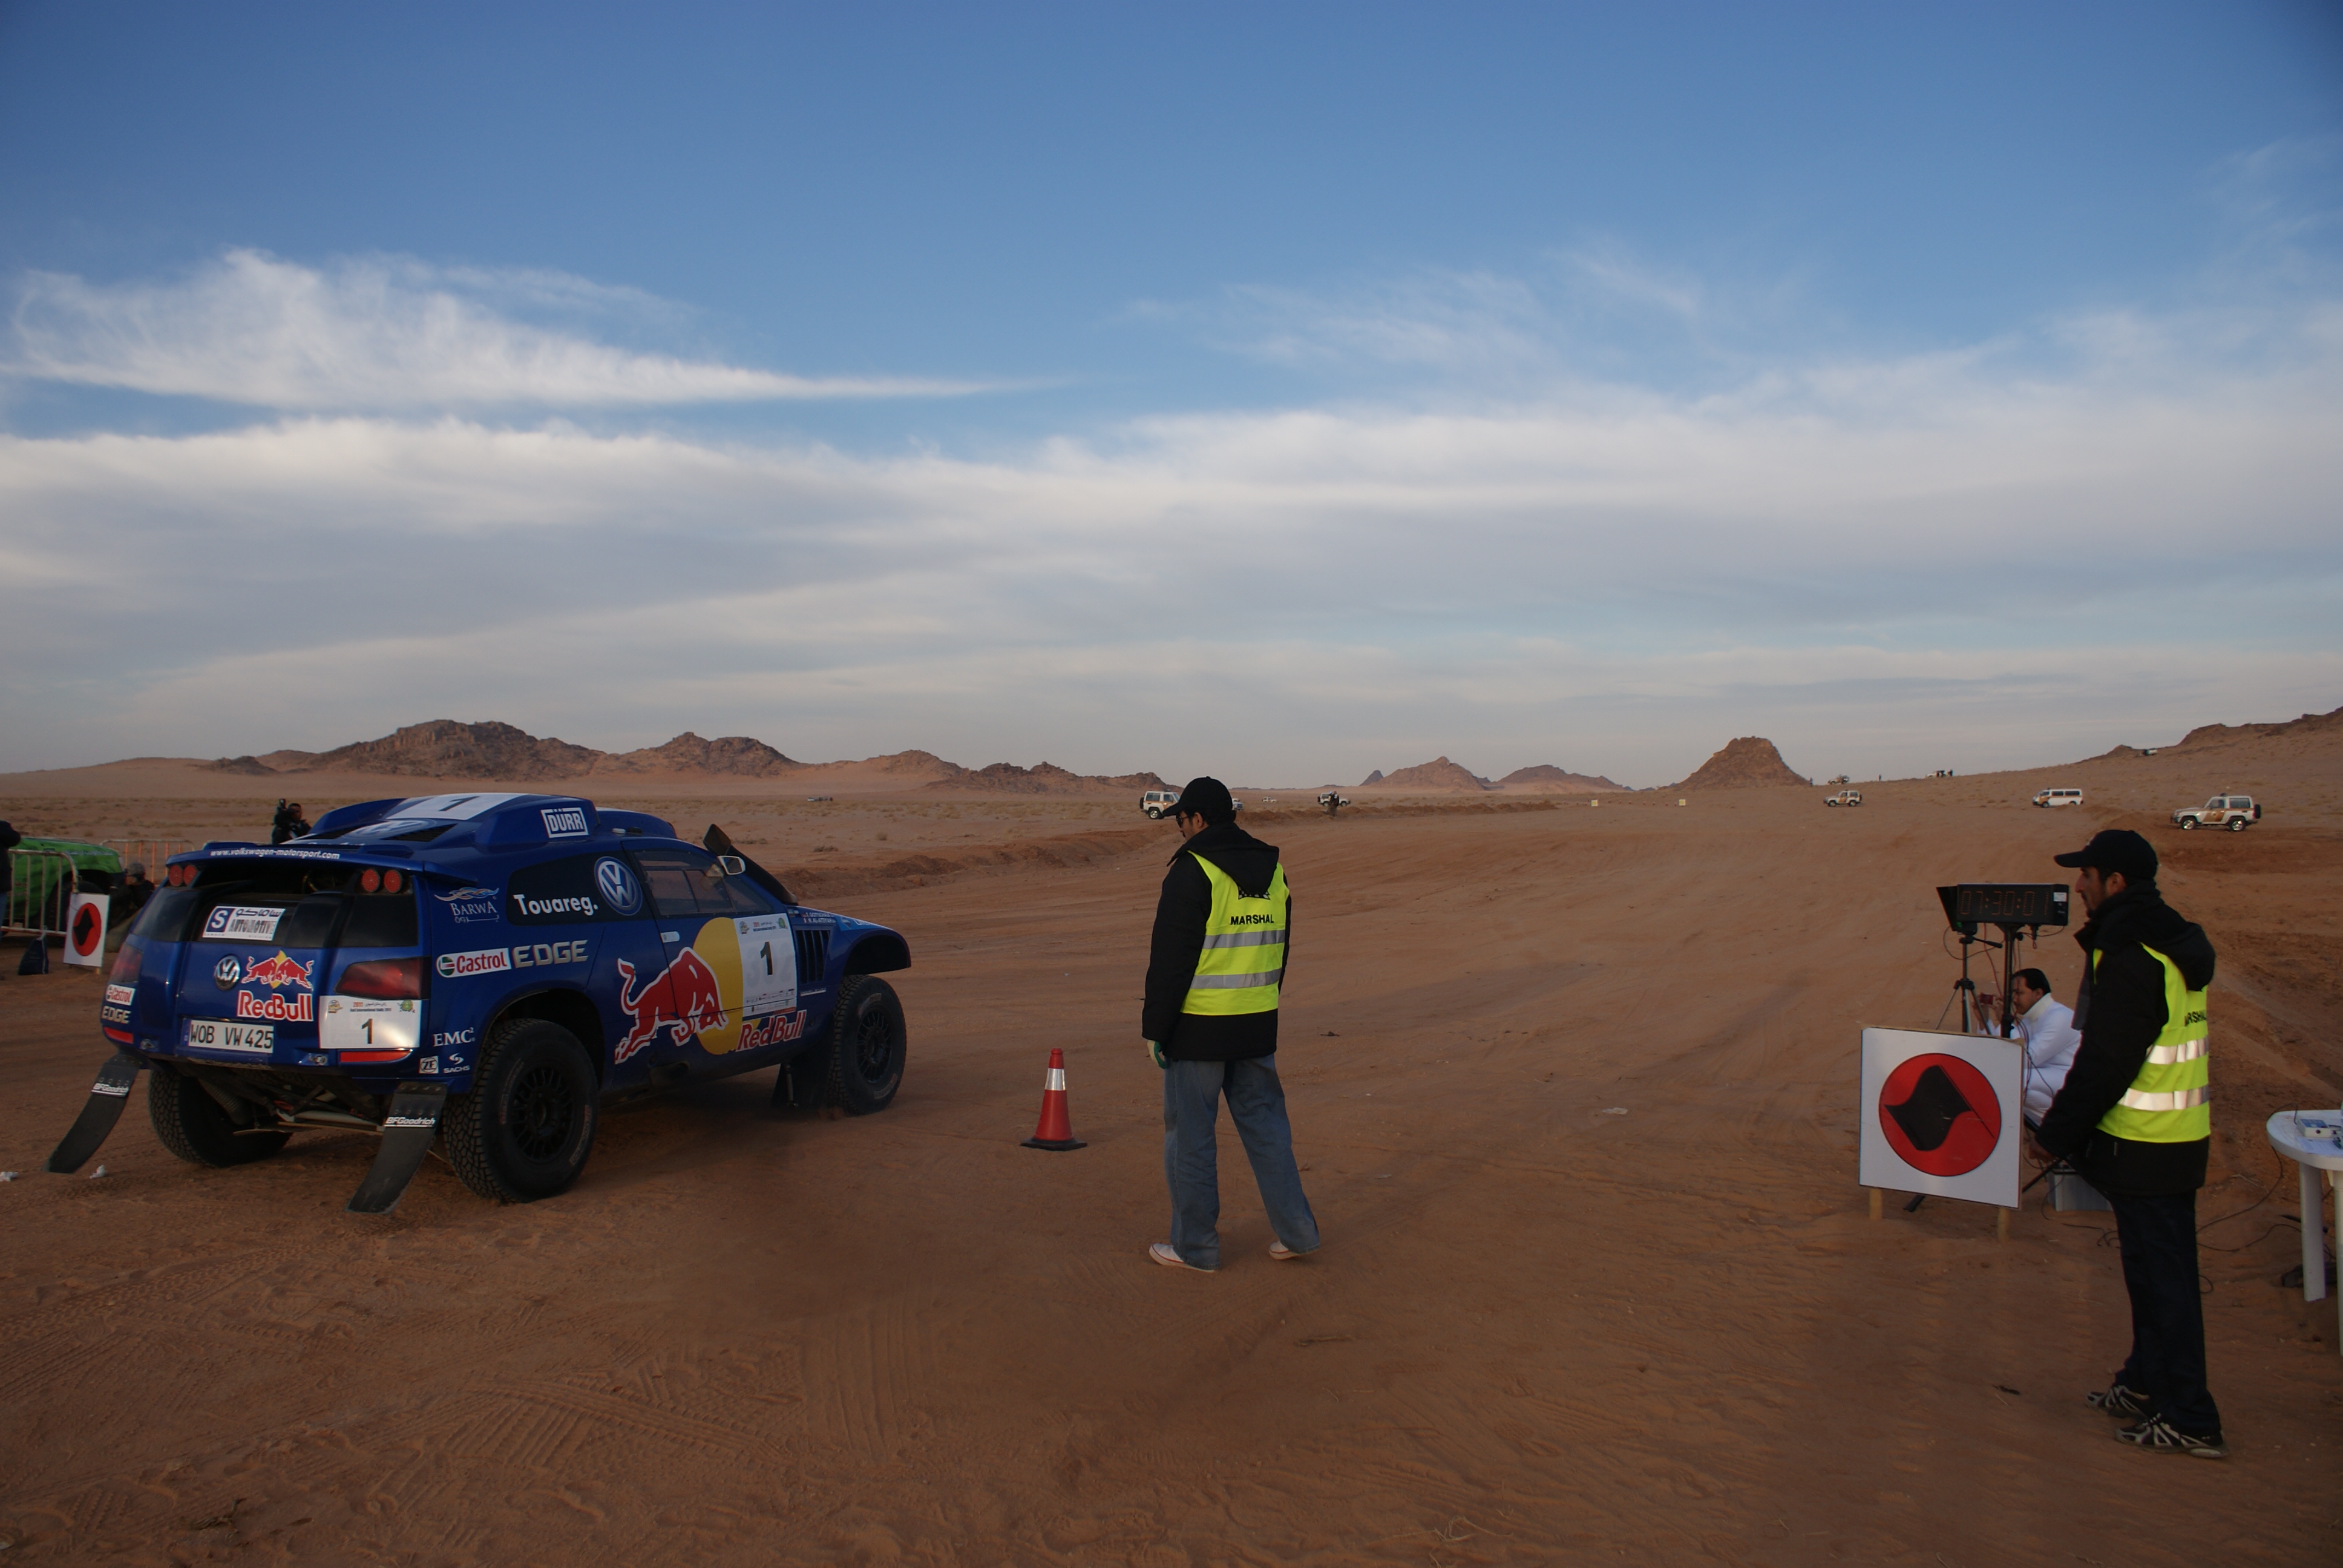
left=1976, top=967, right=2081, bottom=1125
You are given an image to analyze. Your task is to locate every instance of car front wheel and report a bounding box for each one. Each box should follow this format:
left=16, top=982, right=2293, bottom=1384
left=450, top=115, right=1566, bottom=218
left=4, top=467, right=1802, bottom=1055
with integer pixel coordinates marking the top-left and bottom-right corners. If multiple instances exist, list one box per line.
left=444, top=1019, right=598, bottom=1202
left=2179, top=817, right=2197, bottom=829
left=824, top=975, right=906, bottom=1115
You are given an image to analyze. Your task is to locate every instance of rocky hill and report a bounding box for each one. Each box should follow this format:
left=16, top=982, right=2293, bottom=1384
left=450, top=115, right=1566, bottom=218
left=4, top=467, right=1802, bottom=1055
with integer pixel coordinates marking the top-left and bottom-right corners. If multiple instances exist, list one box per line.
left=590, top=732, right=803, bottom=776
left=2169, top=705, right=2343, bottom=753
left=235, top=720, right=601, bottom=780
left=1372, top=757, right=1495, bottom=792
left=922, top=761, right=1168, bottom=795
left=1497, top=764, right=1627, bottom=792
left=1671, top=736, right=1808, bottom=790
left=199, top=720, right=1161, bottom=793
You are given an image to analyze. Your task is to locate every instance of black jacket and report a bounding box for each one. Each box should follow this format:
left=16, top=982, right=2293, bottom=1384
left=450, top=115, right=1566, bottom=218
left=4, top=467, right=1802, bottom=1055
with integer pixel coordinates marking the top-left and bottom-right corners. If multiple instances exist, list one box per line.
left=0, top=820, right=17, bottom=895
left=1142, top=822, right=1289, bottom=1060
left=2036, top=885, right=2217, bottom=1196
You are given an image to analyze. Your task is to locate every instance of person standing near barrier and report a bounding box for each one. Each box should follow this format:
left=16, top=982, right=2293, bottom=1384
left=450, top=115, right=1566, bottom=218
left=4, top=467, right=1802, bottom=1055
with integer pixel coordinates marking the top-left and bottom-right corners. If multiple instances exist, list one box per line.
left=1142, top=776, right=1320, bottom=1272
left=270, top=800, right=310, bottom=845
left=2035, top=828, right=2224, bottom=1459
left=0, top=819, right=19, bottom=962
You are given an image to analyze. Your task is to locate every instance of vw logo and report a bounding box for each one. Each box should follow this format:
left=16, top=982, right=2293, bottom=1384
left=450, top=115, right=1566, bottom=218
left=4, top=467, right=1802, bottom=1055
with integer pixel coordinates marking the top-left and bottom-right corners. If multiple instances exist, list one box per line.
left=213, top=955, right=241, bottom=988
left=593, top=857, right=641, bottom=916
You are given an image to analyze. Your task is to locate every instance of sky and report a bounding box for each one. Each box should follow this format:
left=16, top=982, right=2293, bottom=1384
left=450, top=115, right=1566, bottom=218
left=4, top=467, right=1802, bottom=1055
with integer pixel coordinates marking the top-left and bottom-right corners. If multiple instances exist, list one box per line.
left=3, top=2, right=2340, bottom=787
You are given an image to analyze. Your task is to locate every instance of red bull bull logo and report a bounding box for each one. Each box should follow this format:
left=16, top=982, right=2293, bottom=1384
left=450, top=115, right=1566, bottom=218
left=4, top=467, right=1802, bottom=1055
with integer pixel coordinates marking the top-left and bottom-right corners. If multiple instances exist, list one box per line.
left=614, top=949, right=728, bottom=1063
left=243, top=950, right=314, bottom=991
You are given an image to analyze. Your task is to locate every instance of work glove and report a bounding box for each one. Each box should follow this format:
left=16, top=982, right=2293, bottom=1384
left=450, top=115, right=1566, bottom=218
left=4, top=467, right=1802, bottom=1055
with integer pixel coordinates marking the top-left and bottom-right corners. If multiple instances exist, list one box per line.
left=1146, top=1039, right=1165, bottom=1069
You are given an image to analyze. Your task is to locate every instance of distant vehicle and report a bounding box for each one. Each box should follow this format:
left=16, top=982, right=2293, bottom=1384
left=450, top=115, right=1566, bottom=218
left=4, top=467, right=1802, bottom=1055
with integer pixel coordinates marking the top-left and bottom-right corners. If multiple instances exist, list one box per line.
left=46, top=793, right=911, bottom=1214
left=2172, top=794, right=2259, bottom=832
left=1824, top=790, right=1863, bottom=807
left=1141, top=789, right=1179, bottom=819
left=1317, top=791, right=1350, bottom=817
left=6, top=835, right=122, bottom=932
left=2033, top=788, right=2085, bottom=808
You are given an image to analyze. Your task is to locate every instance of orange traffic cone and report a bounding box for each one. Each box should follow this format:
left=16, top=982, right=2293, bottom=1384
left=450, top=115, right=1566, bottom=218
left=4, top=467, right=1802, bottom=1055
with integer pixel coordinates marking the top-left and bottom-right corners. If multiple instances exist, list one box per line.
left=1021, top=1047, right=1086, bottom=1151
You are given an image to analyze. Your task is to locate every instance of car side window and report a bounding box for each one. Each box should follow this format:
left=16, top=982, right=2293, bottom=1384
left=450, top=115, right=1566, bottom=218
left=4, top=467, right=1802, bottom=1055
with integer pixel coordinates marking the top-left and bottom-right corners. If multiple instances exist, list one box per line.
left=633, top=846, right=776, bottom=918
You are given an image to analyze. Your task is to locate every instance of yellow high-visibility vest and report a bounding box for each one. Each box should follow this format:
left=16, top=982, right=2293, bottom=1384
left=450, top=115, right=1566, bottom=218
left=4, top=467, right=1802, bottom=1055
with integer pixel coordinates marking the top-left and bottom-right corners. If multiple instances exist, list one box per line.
left=1181, top=854, right=1288, bottom=1017
left=2093, top=943, right=2210, bottom=1142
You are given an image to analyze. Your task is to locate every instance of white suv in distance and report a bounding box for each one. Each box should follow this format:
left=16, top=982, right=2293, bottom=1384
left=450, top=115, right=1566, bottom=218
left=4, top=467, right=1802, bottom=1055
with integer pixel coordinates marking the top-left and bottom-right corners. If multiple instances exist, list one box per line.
left=2172, top=794, right=2259, bottom=832
left=1140, top=789, right=1180, bottom=820
left=2033, top=788, right=2085, bottom=808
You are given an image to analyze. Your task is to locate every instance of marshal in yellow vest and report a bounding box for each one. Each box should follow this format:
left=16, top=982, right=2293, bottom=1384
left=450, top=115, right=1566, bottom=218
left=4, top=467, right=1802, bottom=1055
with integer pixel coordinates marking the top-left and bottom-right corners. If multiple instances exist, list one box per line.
left=2093, top=942, right=2210, bottom=1142
left=1181, top=854, right=1288, bottom=1017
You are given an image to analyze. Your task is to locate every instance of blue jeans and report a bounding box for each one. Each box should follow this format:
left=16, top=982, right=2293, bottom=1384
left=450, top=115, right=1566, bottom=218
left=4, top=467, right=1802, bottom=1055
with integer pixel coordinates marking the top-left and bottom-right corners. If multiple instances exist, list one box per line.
left=1162, top=1054, right=1319, bottom=1269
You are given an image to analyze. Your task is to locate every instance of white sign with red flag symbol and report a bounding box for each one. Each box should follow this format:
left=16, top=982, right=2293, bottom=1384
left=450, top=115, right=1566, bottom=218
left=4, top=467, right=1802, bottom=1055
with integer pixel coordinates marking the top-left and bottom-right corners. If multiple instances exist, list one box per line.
left=1858, top=1027, right=2022, bottom=1208
left=64, top=892, right=110, bottom=969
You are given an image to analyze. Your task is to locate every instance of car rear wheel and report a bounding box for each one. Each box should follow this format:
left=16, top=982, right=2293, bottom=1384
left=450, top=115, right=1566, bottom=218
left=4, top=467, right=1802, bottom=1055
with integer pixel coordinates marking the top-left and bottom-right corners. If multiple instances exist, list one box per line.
left=1145, top=808, right=1162, bottom=819
left=149, top=1067, right=287, bottom=1166
left=444, top=1018, right=598, bottom=1202
left=2227, top=816, right=2249, bottom=832
left=824, top=975, right=906, bottom=1115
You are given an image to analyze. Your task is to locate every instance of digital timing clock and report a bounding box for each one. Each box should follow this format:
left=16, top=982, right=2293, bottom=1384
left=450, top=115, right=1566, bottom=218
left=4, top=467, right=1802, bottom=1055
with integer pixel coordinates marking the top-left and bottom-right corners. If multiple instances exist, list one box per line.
left=1936, top=883, right=2071, bottom=932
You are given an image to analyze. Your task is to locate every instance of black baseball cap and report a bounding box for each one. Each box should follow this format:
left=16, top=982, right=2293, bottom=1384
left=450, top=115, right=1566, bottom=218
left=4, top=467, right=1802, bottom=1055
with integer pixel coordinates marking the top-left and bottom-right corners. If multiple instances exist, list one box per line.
left=2054, top=828, right=2158, bottom=883
left=1171, top=776, right=1235, bottom=825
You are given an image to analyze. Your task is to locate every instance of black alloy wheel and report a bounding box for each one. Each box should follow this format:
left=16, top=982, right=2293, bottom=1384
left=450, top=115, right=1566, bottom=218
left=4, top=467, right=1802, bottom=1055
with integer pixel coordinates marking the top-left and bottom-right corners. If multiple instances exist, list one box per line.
left=444, top=1018, right=599, bottom=1202
left=824, top=975, right=906, bottom=1115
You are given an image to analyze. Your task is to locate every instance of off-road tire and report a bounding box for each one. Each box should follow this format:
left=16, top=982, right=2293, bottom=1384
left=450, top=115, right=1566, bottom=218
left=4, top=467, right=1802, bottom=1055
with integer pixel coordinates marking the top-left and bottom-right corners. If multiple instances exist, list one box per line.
left=2179, top=817, right=2198, bottom=830
left=824, top=975, right=906, bottom=1115
left=444, top=1018, right=598, bottom=1202
left=148, top=1068, right=287, bottom=1166
left=2227, top=816, right=2248, bottom=832
left=1145, top=808, right=1163, bottom=820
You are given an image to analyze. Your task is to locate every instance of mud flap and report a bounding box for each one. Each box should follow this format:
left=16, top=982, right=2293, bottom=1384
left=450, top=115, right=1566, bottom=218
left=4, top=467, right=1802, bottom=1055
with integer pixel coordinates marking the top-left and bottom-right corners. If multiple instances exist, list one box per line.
left=346, top=1083, right=448, bottom=1215
left=45, top=1052, right=143, bottom=1173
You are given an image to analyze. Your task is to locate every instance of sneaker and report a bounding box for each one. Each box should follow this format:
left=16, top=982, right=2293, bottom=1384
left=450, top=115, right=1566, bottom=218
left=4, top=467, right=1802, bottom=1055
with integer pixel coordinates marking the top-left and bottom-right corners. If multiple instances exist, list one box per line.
left=1149, top=1241, right=1214, bottom=1272
left=2086, top=1382, right=2151, bottom=1420
left=2115, top=1416, right=2227, bottom=1459
left=1268, top=1241, right=1314, bottom=1261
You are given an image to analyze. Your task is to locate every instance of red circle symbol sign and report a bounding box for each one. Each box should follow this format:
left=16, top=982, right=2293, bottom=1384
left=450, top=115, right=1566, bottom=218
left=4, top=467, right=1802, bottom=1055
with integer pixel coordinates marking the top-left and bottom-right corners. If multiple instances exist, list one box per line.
left=1878, top=1052, right=2002, bottom=1177
left=71, top=902, right=103, bottom=957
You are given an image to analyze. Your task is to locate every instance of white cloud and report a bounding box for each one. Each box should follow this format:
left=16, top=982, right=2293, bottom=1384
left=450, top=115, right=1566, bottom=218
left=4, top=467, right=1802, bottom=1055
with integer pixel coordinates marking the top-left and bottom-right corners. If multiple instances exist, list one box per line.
left=6, top=250, right=997, bottom=409
left=1, top=254, right=2338, bottom=783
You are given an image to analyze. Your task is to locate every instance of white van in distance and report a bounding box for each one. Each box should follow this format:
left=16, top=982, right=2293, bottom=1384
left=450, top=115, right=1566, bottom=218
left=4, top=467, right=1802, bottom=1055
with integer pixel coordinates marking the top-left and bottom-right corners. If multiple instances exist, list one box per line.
left=2033, top=788, right=2085, bottom=808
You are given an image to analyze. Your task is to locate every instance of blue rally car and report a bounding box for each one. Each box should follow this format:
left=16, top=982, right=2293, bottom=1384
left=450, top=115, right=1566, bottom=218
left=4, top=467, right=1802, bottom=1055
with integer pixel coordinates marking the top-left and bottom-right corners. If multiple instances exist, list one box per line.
left=47, top=793, right=910, bottom=1212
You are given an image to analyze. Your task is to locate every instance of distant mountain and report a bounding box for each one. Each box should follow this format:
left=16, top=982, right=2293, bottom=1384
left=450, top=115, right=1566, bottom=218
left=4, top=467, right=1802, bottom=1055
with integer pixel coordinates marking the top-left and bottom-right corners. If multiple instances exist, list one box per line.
left=198, top=720, right=1162, bottom=793
left=1670, top=736, right=1807, bottom=790
left=1374, top=757, right=1494, bottom=792
left=592, top=731, right=802, bottom=776
left=2170, top=705, right=2343, bottom=752
left=226, top=720, right=600, bottom=780
left=1358, top=769, right=1384, bottom=786
left=922, top=761, right=1168, bottom=795
left=1497, top=764, right=1626, bottom=792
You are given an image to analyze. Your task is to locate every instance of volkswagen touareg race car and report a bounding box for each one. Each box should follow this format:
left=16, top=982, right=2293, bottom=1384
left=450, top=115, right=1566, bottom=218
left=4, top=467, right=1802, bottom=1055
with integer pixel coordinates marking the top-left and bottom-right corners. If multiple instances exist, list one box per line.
left=47, top=793, right=909, bottom=1214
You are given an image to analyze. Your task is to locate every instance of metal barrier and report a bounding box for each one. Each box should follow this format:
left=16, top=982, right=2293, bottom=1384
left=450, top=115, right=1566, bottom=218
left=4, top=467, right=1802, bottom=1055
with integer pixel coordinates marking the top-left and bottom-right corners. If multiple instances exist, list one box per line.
left=103, top=839, right=193, bottom=874
left=4, top=849, right=80, bottom=942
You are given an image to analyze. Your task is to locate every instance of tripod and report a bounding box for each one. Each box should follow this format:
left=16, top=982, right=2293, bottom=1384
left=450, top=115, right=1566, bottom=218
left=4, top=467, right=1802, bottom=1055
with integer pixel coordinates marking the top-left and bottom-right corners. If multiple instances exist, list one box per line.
left=1935, top=927, right=2002, bottom=1035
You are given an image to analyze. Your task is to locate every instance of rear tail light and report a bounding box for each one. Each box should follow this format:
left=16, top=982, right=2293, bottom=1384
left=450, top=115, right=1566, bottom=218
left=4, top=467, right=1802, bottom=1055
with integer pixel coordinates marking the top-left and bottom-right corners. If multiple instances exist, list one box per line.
left=110, top=941, right=142, bottom=985
left=359, top=867, right=380, bottom=893
left=382, top=869, right=403, bottom=893
left=338, top=958, right=423, bottom=999
left=339, top=1050, right=411, bottom=1063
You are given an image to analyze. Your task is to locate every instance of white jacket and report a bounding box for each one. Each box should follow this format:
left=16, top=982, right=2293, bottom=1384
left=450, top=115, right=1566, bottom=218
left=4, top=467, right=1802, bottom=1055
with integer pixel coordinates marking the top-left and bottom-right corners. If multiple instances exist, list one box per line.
left=1978, top=994, right=2080, bottom=1121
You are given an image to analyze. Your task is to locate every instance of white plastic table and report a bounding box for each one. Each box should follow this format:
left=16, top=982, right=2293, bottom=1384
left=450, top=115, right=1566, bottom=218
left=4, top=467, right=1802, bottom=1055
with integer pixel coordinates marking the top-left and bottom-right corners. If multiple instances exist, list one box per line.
left=2266, top=1110, right=2343, bottom=1356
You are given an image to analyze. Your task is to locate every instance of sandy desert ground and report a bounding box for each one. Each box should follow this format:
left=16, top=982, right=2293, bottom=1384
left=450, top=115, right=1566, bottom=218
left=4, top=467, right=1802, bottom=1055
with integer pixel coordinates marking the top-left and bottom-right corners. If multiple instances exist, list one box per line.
left=2, top=733, right=2339, bottom=1565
